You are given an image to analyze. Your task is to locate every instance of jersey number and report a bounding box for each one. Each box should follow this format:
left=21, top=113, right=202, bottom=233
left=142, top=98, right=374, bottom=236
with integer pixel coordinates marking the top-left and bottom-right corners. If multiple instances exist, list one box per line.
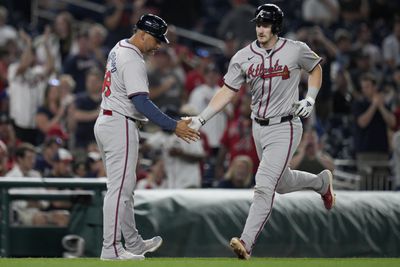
left=102, top=71, right=111, bottom=97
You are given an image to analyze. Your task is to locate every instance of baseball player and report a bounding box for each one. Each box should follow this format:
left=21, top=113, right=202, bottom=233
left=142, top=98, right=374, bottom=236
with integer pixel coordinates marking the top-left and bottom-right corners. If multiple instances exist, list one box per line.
left=189, top=4, right=335, bottom=259
left=94, top=14, right=199, bottom=260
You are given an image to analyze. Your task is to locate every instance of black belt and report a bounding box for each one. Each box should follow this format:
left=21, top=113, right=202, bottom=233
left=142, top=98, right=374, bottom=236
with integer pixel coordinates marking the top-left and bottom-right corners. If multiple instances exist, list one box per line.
left=103, top=109, right=138, bottom=123
left=254, top=115, right=293, bottom=126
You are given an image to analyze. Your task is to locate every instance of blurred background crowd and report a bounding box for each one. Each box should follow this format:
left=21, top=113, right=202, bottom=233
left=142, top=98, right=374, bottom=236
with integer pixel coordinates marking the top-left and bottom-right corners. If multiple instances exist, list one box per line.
left=0, top=0, right=399, bottom=192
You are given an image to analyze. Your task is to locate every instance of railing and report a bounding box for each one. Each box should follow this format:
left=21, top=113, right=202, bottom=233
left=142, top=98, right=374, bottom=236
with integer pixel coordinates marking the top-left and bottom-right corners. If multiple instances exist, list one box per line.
left=0, top=178, right=106, bottom=257
left=333, top=159, right=393, bottom=190
left=30, top=0, right=224, bottom=49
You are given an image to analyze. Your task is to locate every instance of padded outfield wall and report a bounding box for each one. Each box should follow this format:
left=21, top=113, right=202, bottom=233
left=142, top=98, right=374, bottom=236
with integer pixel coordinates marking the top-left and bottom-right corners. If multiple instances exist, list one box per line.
left=69, top=190, right=400, bottom=258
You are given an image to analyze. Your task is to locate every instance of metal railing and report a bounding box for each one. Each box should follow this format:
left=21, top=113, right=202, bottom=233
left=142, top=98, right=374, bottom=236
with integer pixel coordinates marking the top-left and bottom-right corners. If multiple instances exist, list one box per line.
left=333, top=159, right=393, bottom=190
left=0, top=177, right=106, bottom=257
left=31, top=0, right=224, bottom=49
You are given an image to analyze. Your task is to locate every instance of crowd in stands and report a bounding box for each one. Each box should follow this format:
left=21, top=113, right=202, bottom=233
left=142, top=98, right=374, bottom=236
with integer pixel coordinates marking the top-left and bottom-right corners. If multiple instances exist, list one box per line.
left=0, top=0, right=399, bottom=193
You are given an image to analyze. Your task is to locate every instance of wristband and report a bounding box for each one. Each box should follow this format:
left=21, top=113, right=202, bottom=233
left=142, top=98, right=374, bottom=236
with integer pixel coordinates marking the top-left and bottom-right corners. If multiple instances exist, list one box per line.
left=306, top=87, right=319, bottom=103
left=199, top=106, right=217, bottom=123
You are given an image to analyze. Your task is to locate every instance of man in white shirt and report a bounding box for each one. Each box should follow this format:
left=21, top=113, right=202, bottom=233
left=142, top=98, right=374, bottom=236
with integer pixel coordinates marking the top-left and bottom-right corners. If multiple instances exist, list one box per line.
left=6, top=143, right=69, bottom=226
left=6, top=143, right=41, bottom=178
left=382, top=18, right=400, bottom=70
left=6, top=143, right=43, bottom=225
left=7, top=29, right=54, bottom=145
left=189, top=64, right=229, bottom=155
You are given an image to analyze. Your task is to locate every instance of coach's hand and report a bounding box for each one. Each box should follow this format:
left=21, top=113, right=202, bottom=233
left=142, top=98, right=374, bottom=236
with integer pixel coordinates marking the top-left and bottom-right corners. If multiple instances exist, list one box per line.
left=293, top=96, right=315, bottom=118
left=175, top=118, right=201, bottom=143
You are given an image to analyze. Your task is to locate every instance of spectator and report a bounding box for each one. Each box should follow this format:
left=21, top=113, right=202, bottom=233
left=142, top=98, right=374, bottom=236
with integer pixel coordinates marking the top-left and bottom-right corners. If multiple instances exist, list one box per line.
left=352, top=73, right=396, bottom=175
left=144, top=105, right=205, bottom=188
left=6, top=143, right=40, bottom=178
left=330, top=28, right=353, bottom=76
left=88, top=23, right=108, bottom=65
left=148, top=48, right=184, bottom=115
left=68, top=68, right=102, bottom=149
left=8, top=29, right=55, bottom=145
left=165, top=25, right=196, bottom=73
left=393, top=130, right=400, bottom=190
left=34, top=136, right=63, bottom=177
left=35, top=12, right=75, bottom=73
left=136, top=158, right=167, bottom=189
left=0, top=113, right=16, bottom=163
left=59, top=74, right=76, bottom=104
left=214, top=94, right=259, bottom=179
left=214, top=32, right=239, bottom=74
left=217, top=0, right=255, bottom=47
left=302, top=0, right=340, bottom=27
left=217, top=155, right=253, bottom=189
left=103, top=0, right=143, bottom=49
left=5, top=143, right=44, bottom=226
left=302, top=26, right=337, bottom=124
left=86, top=151, right=106, bottom=178
left=183, top=49, right=213, bottom=100
left=0, top=46, right=9, bottom=101
left=62, top=29, right=103, bottom=93
left=353, top=22, right=382, bottom=68
left=0, top=140, right=8, bottom=176
left=291, top=129, right=335, bottom=174
left=382, top=17, right=400, bottom=71
left=189, top=64, right=229, bottom=157
left=73, top=160, right=87, bottom=178
left=35, top=79, right=69, bottom=145
left=338, top=0, right=369, bottom=28
left=5, top=143, right=69, bottom=226
left=349, top=51, right=383, bottom=93
left=0, top=6, right=17, bottom=47
left=48, top=148, right=74, bottom=178
left=331, top=69, right=355, bottom=114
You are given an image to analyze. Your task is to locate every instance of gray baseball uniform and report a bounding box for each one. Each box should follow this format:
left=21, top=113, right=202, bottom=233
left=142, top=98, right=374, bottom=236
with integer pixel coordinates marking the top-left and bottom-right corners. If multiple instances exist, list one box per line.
left=94, top=39, right=148, bottom=259
left=224, top=38, right=325, bottom=253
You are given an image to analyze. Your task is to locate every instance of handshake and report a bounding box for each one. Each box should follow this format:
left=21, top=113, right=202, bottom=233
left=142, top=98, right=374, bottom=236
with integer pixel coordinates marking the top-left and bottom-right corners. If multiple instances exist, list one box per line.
left=182, top=116, right=206, bottom=131
left=175, top=116, right=206, bottom=143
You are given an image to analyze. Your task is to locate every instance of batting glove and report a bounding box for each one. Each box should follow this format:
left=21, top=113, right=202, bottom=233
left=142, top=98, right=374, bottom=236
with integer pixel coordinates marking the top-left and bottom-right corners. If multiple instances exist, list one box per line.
left=293, top=96, right=315, bottom=118
left=187, top=116, right=206, bottom=131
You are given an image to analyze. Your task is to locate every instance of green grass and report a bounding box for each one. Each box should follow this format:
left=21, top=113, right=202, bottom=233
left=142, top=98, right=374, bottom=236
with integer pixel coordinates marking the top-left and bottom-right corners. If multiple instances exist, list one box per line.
left=0, top=258, right=399, bottom=267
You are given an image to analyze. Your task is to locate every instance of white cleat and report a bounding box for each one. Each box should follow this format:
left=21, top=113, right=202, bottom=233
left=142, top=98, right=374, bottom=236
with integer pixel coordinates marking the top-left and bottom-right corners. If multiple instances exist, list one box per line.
left=128, top=236, right=163, bottom=256
left=100, top=250, right=145, bottom=261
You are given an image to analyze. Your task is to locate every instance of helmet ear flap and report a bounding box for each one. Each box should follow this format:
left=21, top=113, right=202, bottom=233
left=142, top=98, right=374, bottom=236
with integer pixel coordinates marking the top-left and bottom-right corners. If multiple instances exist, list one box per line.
left=271, top=23, right=281, bottom=35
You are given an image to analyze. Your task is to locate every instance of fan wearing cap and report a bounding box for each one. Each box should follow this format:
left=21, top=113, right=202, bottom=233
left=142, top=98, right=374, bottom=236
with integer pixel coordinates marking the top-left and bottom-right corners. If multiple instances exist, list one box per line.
left=94, top=14, right=199, bottom=261
left=47, top=148, right=74, bottom=178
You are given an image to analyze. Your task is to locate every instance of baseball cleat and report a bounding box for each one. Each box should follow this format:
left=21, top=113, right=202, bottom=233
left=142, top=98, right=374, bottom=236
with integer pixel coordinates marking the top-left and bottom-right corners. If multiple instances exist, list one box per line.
left=128, top=236, right=163, bottom=256
left=230, top=237, right=250, bottom=260
left=100, top=250, right=145, bottom=261
left=319, top=170, right=336, bottom=210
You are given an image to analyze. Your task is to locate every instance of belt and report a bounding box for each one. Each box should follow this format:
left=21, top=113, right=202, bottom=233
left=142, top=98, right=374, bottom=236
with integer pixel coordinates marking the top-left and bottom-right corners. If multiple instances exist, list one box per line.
left=254, top=115, right=293, bottom=126
left=102, top=109, right=138, bottom=123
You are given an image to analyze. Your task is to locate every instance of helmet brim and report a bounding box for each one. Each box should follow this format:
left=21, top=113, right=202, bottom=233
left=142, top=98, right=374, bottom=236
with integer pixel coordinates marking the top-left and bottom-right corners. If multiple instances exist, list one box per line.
left=142, top=29, right=169, bottom=44
left=156, top=34, right=170, bottom=44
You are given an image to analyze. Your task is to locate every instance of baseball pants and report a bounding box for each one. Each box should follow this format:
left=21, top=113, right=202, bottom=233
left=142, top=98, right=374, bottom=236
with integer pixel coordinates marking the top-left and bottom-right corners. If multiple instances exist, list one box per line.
left=94, top=111, right=144, bottom=258
left=240, top=117, right=324, bottom=252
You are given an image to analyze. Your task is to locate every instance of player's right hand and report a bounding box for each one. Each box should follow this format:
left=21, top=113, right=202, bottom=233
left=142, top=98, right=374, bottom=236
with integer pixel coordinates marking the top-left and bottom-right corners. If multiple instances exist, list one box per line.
left=175, top=119, right=201, bottom=143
